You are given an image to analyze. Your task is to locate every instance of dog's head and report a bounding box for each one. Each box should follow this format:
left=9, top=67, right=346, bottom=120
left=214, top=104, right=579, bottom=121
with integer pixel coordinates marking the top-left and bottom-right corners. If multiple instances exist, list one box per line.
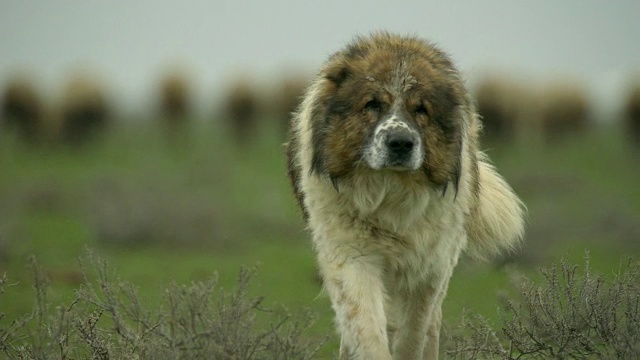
left=308, top=32, right=470, bottom=193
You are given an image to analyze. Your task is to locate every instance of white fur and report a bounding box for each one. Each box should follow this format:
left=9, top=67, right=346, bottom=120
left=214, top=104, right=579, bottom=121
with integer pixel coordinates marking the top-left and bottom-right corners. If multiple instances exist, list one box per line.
left=291, top=74, right=524, bottom=360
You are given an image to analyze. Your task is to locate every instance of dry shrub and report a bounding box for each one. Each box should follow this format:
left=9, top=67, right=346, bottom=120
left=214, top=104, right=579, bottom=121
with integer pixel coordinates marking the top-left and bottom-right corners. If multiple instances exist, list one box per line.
left=223, top=78, right=259, bottom=144
left=539, top=82, right=591, bottom=144
left=87, top=178, right=221, bottom=249
left=445, top=255, right=640, bottom=359
left=1, top=77, right=43, bottom=142
left=623, top=83, right=640, bottom=152
left=0, top=252, right=326, bottom=359
left=54, top=74, right=110, bottom=146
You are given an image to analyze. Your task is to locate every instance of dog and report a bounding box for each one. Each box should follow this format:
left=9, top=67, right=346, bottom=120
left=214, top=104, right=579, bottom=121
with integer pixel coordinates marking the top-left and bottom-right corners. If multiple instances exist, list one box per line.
left=286, top=32, right=525, bottom=360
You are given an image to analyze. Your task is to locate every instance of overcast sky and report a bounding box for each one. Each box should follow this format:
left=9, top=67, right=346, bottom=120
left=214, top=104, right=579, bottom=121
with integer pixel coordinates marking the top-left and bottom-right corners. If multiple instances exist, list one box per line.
left=1, top=1, right=639, bottom=115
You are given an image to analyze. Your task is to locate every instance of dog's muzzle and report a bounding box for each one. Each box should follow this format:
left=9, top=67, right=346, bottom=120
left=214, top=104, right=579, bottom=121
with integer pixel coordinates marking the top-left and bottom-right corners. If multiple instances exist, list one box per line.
left=386, top=131, right=416, bottom=163
left=365, top=116, right=423, bottom=171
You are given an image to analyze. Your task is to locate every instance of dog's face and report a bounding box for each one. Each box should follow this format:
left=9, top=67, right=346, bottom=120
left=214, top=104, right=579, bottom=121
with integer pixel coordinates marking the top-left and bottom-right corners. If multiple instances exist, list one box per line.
left=309, top=33, right=468, bottom=192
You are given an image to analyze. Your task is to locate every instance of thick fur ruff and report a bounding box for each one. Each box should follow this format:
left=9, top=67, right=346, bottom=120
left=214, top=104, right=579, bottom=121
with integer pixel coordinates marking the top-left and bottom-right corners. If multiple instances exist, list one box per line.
left=286, top=32, right=525, bottom=360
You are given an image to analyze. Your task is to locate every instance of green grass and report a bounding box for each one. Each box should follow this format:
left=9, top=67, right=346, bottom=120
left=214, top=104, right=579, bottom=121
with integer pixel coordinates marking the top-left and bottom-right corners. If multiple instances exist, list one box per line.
left=1, top=119, right=639, bottom=356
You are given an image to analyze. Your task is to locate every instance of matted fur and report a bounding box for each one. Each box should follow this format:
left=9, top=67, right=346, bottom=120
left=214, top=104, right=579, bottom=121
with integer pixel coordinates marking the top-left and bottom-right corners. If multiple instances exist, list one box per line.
left=286, top=32, right=525, bottom=360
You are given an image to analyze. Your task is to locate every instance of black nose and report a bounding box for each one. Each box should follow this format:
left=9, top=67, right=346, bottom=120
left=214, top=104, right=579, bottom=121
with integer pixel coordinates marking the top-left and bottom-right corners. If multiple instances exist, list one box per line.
left=386, top=133, right=414, bottom=157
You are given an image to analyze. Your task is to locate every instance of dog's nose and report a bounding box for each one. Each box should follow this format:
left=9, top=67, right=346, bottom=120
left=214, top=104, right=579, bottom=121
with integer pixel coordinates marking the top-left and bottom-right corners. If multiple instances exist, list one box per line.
left=386, top=133, right=414, bottom=157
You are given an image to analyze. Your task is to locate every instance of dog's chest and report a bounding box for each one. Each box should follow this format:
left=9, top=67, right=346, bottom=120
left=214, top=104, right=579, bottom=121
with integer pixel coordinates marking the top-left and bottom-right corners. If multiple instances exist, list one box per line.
left=368, top=209, right=463, bottom=284
left=345, top=175, right=466, bottom=280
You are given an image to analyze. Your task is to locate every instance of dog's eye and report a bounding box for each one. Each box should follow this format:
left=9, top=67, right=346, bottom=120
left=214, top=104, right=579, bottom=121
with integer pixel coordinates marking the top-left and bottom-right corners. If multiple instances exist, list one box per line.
left=415, top=103, right=429, bottom=117
left=364, top=99, right=381, bottom=112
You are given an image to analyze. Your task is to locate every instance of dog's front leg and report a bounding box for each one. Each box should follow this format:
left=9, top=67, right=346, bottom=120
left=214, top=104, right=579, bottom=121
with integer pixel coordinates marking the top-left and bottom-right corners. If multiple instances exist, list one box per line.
left=391, top=276, right=449, bottom=360
left=319, top=253, right=392, bottom=360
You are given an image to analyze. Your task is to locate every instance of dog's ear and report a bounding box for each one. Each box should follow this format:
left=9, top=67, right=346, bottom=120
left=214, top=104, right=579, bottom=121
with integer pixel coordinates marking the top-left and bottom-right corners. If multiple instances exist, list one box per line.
left=442, top=158, right=461, bottom=199
left=444, top=106, right=467, bottom=199
left=452, top=154, right=462, bottom=198
left=309, top=56, right=350, bottom=179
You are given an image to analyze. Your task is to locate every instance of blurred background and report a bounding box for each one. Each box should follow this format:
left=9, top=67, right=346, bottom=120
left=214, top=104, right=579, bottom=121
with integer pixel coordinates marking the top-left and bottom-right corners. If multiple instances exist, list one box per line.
left=1, top=0, right=639, bottom=354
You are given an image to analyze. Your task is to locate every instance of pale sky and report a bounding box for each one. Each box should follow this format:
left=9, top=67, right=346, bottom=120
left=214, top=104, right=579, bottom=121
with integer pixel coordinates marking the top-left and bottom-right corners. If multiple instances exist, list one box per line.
left=1, top=1, right=639, bottom=117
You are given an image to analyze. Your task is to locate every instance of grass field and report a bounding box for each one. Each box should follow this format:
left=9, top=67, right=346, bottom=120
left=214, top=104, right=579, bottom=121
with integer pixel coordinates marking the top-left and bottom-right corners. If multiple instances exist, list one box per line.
left=1, top=117, right=639, bottom=357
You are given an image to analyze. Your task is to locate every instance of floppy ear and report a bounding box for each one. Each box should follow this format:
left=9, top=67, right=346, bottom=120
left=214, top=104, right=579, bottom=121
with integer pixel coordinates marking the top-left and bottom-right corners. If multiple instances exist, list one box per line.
left=444, top=106, right=467, bottom=199
left=309, top=57, right=351, bottom=179
left=442, top=148, right=462, bottom=198
left=452, top=152, right=462, bottom=198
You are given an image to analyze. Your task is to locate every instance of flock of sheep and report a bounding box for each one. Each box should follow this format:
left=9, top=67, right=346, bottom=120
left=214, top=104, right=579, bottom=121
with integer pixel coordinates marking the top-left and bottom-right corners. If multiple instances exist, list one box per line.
left=474, top=75, right=640, bottom=147
left=0, top=71, right=306, bottom=147
left=1, top=71, right=639, bottom=150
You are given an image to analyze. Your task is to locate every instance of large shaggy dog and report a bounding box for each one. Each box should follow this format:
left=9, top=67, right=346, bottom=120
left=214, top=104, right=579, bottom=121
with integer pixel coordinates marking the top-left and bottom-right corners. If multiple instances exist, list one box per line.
left=286, top=33, right=525, bottom=359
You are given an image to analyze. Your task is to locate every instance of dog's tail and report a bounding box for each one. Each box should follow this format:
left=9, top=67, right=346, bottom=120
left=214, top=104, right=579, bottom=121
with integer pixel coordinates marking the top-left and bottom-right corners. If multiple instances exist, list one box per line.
left=465, top=154, right=526, bottom=259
